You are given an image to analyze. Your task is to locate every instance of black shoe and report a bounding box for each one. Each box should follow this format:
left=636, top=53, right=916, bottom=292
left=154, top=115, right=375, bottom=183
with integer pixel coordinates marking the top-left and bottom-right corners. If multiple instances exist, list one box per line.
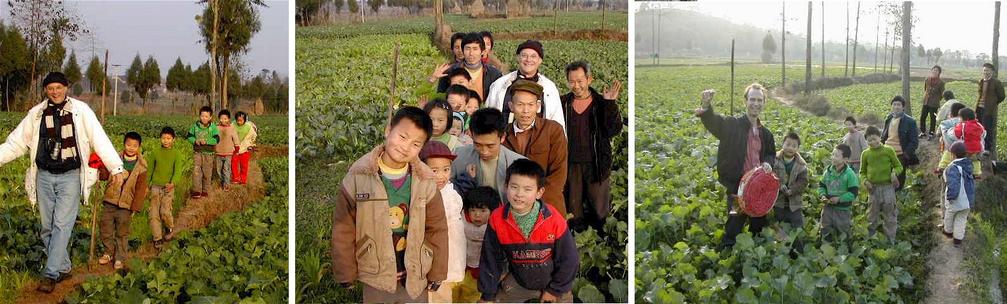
left=954, top=239, right=963, bottom=248
left=56, top=272, right=72, bottom=282
left=153, top=239, right=163, bottom=249
left=36, top=277, right=55, bottom=293
left=941, top=229, right=953, bottom=239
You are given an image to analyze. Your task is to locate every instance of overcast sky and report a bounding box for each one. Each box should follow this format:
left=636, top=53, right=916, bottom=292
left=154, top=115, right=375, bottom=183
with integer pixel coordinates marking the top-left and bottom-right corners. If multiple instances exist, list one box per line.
left=2, top=0, right=289, bottom=78
left=635, top=1, right=1002, bottom=56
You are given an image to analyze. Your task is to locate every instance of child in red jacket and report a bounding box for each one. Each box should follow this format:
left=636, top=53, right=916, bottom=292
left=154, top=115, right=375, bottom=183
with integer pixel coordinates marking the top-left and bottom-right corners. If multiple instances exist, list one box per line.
left=954, top=108, right=987, bottom=178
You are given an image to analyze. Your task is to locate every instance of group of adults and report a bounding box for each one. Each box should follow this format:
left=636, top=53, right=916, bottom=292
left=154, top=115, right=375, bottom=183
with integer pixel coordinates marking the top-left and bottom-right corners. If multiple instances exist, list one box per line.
left=431, top=31, right=625, bottom=229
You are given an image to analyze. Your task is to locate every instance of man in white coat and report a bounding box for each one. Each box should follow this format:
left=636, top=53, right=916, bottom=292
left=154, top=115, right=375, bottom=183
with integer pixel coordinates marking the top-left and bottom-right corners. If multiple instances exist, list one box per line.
left=485, top=40, right=566, bottom=135
left=0, top=72, right=126, bottom=293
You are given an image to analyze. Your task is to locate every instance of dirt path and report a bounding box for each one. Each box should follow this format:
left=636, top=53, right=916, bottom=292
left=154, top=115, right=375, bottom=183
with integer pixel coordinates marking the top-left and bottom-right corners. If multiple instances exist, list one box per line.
left=15, top=159, right=269, bottom=304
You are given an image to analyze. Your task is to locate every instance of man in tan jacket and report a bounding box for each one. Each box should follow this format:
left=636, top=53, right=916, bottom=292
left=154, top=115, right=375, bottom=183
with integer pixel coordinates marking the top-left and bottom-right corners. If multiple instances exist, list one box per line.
left=331, top=106, right=449, bottom=302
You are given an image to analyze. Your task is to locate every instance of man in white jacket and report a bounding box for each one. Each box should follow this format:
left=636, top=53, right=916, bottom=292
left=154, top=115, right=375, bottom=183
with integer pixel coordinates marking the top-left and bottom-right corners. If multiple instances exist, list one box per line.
left=485, top=40, right=566, bottom=135
left=0, top=72, right=126, bottom=293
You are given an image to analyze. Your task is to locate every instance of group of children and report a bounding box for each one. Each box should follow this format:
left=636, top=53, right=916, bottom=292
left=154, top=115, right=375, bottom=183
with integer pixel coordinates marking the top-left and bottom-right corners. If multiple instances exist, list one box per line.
left=333, top=107, right=579, bottom=303
left=96, top=106, right=258, bottom=269
left=767, top=91, right=983, bottom=249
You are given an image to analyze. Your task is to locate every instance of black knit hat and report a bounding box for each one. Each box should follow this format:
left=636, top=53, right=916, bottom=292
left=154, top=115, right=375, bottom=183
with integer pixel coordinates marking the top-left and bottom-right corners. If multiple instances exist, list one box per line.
left=42, top=72, right=69, bottom=87
left=515, top=40, right=544, bottom=59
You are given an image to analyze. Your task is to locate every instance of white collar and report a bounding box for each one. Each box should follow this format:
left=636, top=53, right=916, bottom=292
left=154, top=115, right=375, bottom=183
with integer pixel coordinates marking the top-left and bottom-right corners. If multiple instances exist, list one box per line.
left=513, top=119, right=536, bottom=134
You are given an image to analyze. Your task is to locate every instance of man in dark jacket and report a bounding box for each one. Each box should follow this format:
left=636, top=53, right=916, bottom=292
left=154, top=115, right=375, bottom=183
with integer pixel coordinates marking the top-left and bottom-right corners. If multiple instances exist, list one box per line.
left=562, top=61, right=623, bottom=230
left=695, top=84, right=776, bottom=250
left=978, top=62, right=1005, bottom=156
left=436, top=32, right=503, bottom=101
left=881, top=95, right=920, bottom=191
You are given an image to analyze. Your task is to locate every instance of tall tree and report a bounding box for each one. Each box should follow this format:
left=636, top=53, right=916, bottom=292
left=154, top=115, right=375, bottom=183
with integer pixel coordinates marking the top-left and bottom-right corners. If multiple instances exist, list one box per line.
left=63, top=50, right=81, bottom=85
left=126, top=54, right=144, bottom=103
left=901, top=1, right=911, bottom=112
left=85, top=56, right=104, bottom=93
left=993, top=1, right=1001, bottom=159
left=198, top=0, right=266, bottom=110
left=368, top=0, right=383, bottom=13
left=782, top=1, right=786, bottom=85
left=821, top=1, right=825, bottom=77
left=875, top=6, right=880, bottom=72
left=165, top=57, right=187, bottom=92
left=806, top=1, right=812, bottom=95
left=845, top=1, right=849, bottom=77
left=7, top=0, right=86, bottom=99
left=762, top=32, right=776, bottom=63
left=0, top=21, right=31, bottom=111
left=852, top=1, right=860, bottom=76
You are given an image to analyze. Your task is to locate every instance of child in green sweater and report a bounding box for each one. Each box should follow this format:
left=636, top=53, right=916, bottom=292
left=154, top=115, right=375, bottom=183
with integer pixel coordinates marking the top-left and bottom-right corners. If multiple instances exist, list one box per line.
left=818, top=144, right=860, bottom=242
left=147, top=127, right=185, bottom=249
left=186, top=106, right=220, bottom=198
left=860, top=126, right=904, bottom=241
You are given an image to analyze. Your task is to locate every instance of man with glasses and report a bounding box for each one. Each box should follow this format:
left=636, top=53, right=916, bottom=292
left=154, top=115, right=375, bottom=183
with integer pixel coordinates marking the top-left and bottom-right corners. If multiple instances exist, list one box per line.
left=485, top=40, right=566, bottom=134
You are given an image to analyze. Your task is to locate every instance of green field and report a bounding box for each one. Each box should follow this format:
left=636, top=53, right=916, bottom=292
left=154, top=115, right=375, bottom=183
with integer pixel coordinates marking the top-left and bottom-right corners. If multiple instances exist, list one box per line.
left=0, top=113, right=288, bottom=301
left=295, top=12, right=628, bottom=303
left=635, top=64, right=939, bottom=303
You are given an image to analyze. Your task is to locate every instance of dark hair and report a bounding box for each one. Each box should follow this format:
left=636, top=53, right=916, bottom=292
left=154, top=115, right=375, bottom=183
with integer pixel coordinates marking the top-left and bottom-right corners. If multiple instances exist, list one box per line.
left=389, top=106, right=434, bottom=142
left=784, top=131, right=801, bottom=146
left=943, top=90, right=955, bottom=101
left=891, top=95, right=906, bottom=107
left=160, top=127, right=176, bottom=138
left=462, top=32, right=485, bottom=51
left=469, top=108, right=506, bottom=136
left=479, top=31, right=494, bottom=48
left=865, top=125, right=882, bottom=138
left=950, top=103, right=966, bottom=118
left=953, top=142, right=969, bottom=158
left=959, top=107, right=976, bottom=120
left=835, top=143, right=852, bottom=158
left=505, top=158, right=546, bottom=189
left=218, top=109, right=231, bottom=118
left=235, top=111, right=249, bottom=121
left=466, top=89, right=482, bottom=103
left=422, top=99, right=454, bottom=132
left=446, top=84, right=470, bottom=99
left=984, top=62, right=996, bottom=70
left=447, top=67, right=471, bottom=81
left=464, top=186, right=501, bottom=211
left=844, top=116, right=857, bottom=125
left=199, top=106, right=213, bottom=115
left=450, top=32, right=465, bottom=46
left=565, top=60, right=592, bottom=78
left=124, top=131, right=142, bottom=144
left=932, top=65, right=942, bottom=74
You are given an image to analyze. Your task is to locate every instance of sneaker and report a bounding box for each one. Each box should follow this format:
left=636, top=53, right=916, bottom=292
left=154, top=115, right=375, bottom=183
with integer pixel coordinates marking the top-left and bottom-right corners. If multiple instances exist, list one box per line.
left=201, top=191, right=209, bottom=198
left=919, top=133, right=928, bottom=139
left=113, top=260, right=124, bottom=270
left=98, top=254, right=112, bottom=265
left=954, top=239, right=963, bottom=248
left=36, top=277, right=55, bottom=293
left=153, top=239, right=163, bottom=249
left=942, top=230, right=953, bottom=239
left=165, top=228, right=175, bottom=241
left=56, top=272, right=72, bottom=282
left=190, top=192, right=202, bottom=199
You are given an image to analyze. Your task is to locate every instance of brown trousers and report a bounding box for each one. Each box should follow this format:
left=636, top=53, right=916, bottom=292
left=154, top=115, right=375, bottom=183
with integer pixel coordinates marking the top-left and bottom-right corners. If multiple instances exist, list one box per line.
left=192, top=153, right=214, bottom=193
left=362, top=282, right=429, bottom=303
left=148, top=185, right=175, bottom=241
left=100, top=202, right=132, bottom=261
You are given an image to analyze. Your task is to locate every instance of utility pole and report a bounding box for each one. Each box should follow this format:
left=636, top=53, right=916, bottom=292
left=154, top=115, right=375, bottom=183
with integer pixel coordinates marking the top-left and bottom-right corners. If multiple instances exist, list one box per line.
left=112, top=64, right=122, bottom=116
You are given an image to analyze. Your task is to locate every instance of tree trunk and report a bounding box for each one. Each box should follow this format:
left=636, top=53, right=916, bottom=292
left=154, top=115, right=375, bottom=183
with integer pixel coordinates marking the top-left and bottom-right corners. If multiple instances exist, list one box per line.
left=221, top=57, right=230, bottom=110
left=845, top=1, right=849, bottom=77
left=852, top=2, right=860, bottom=77
left=875, top=10, right=880, bottom=72
left=994, top=1, right=1001, bottom=159
left=883, top=29, right=889, bottom=73
left=901, top=1, right=911, bottom=112
left=821, top=1, right=825, bottom=77
left=782, top=1, right=786, bottom=85
left=806, top=1, right=812, bottom=95
left=210, top=0, right=220, bottom=112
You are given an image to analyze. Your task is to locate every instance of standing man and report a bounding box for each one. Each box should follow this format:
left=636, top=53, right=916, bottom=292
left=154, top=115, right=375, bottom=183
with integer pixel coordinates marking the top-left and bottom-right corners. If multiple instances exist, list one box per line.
left=694, top=84, right=776, bottom=250
left=436, top=32, right=503, bottom=101
left=881, top=95, right=920, bottom=190
left=0, top=72, right=126, bottom=293
left=977, top=62, right=1004, bottom=156
left=485, top=40, right=566, bottom=133
left=920, top=65, right=945, bottom=139
left=501, top=80, right=568, bottom=215
left=562, top=61, right=623, bottom=230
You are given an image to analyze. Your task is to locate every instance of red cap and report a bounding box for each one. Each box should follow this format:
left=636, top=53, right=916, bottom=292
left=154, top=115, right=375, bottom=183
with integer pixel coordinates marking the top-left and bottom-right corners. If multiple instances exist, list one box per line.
left=420, top=141, right=456, bottom=161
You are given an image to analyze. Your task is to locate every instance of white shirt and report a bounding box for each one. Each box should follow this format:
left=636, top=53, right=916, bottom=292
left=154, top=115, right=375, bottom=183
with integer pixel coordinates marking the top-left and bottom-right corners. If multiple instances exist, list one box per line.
left=486, top=71, right=566, bottom=135
left=440, top=182, right=466, bottom=283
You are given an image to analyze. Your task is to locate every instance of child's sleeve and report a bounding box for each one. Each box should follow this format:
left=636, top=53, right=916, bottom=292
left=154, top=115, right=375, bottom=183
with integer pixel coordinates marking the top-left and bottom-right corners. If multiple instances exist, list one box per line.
left=817, top=172, right=828, bottom=197
left=331, top=182, right=359, bottom=283
left=186, top=124, right=197, bottom=144
left=478, top=223, right=508, bottom=301
left=131, top=171, right=149, bottom=212
left=206, top=125, right=220, bottom=145
left=146, top=152, right=156, bottom=183
left=859, top=150, right=869, bottom=177
left=171, top=150, right=184, bottom=184
left=546, top=226, right=579, bottom=298
left=424, top=190, right=449, bottom=283
left=945, top=165, right=962, bottom=201
left=792, top=165, right=810, bottom=195
left=840, top=172, right=859, bottom=203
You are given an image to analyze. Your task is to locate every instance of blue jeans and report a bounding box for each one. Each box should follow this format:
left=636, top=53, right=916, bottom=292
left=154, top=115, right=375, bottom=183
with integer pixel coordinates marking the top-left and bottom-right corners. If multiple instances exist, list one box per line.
left=216, top=155, right=232, bottom=186
left=36, top=168, right=81, bottom=279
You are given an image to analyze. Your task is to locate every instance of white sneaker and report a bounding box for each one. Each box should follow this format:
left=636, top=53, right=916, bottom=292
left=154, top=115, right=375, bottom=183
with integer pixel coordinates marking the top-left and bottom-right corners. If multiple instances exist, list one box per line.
left=113, top=260, right=124, bottom=270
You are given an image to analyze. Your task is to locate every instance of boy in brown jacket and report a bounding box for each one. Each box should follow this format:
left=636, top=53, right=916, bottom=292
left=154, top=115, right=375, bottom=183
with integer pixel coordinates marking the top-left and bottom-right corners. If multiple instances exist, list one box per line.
left=215, top=110, right=240, bottom=188
left=98, top=132, right=148, bottom=270
left=331, top=106, right=449, bottom=302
